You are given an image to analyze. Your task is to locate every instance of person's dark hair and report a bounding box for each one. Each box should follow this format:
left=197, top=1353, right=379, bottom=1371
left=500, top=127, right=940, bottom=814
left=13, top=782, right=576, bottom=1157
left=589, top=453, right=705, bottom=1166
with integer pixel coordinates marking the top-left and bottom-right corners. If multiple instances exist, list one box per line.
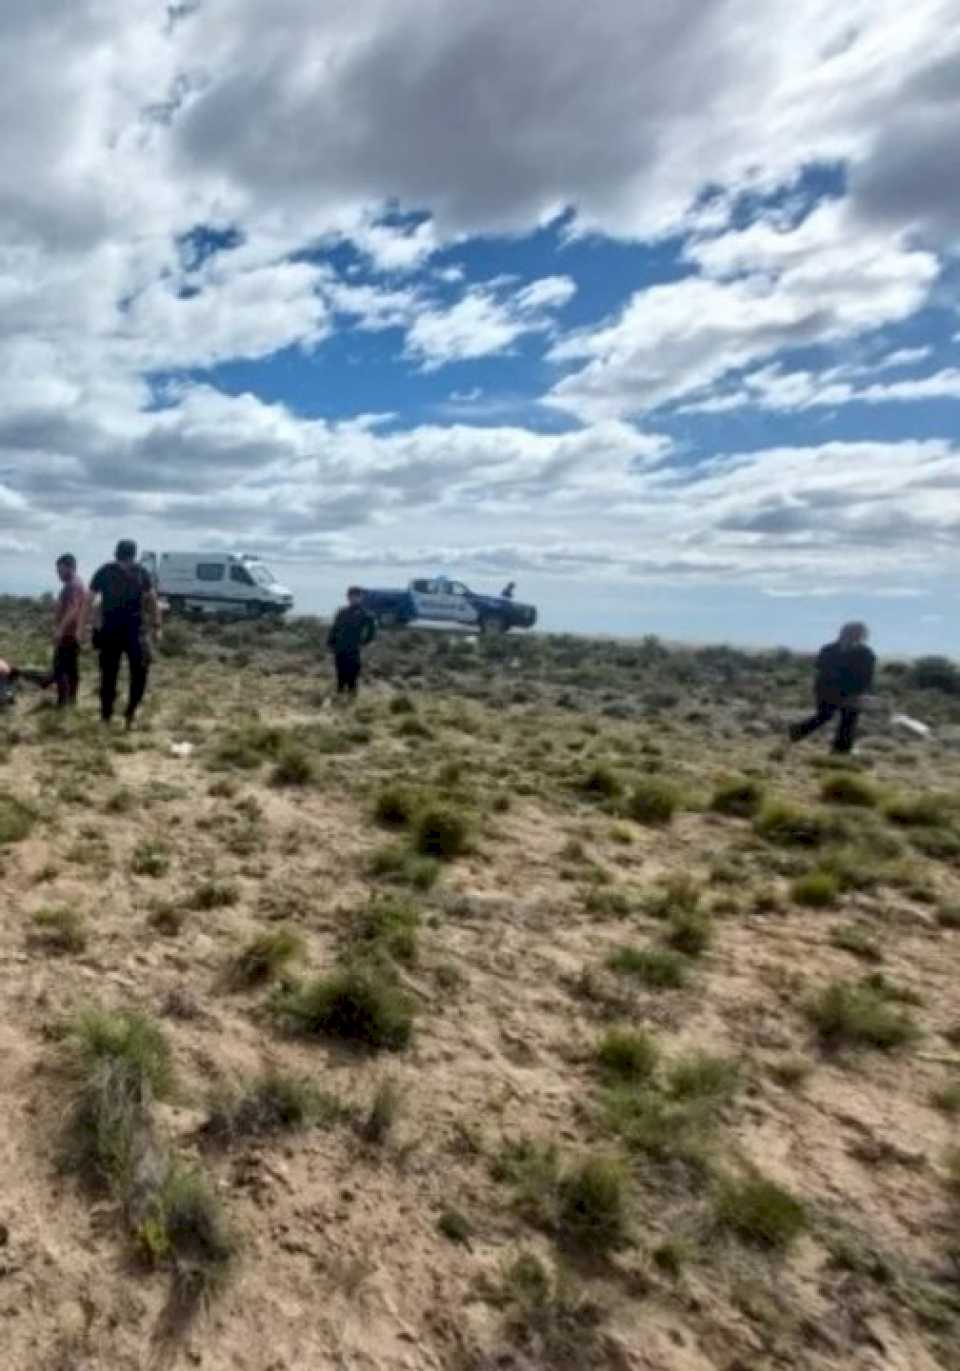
left=115, top=539, right=137, bottom=563
left=56, top=554, right=77, bottom=571
left=347, top=585, right=364, bottom=598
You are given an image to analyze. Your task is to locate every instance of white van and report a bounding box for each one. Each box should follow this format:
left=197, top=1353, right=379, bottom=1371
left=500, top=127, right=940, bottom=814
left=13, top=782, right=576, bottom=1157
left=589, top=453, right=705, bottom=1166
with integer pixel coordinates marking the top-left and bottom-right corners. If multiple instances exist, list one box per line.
left=141, top=551, right=294, bottom=619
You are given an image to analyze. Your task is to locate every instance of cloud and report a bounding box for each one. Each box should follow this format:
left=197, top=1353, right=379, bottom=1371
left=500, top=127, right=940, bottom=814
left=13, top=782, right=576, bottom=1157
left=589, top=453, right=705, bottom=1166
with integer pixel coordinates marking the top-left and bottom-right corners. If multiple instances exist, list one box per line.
left=405, top=276, right=575, bottom=369
left=682, top=364, right=960, bottom=413
left=546, top=202, right=938, bottom=419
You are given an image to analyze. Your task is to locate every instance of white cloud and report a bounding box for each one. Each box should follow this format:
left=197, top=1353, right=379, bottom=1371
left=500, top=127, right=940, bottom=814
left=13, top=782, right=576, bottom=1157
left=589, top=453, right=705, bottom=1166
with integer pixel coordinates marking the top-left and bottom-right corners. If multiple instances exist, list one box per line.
left=547, top=202, right=937, bottom=419
left=683, top=364, right=960, bottom=413
left=406, top=276, right=575, bottom=369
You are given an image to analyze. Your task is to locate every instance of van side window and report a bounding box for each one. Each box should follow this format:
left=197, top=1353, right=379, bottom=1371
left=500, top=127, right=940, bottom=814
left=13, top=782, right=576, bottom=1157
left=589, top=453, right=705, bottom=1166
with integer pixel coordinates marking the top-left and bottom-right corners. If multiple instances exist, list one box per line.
left=196, top=563, right=225, bottom=582
left=230, top=565, right=254, bottom=585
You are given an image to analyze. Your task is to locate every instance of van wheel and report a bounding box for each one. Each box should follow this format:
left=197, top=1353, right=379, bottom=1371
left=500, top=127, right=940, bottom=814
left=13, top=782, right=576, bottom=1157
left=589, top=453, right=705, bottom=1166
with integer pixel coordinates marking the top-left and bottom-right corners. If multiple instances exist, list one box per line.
left=245, top=602, right=263, bottom=619
left=479, top=614, right=509, bottom=635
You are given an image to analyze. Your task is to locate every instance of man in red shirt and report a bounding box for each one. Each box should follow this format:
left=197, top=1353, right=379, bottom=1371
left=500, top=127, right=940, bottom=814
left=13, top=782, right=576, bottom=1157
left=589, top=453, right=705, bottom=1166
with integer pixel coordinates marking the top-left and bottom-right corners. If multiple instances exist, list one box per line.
left=47, top=554, right=86, bottom=706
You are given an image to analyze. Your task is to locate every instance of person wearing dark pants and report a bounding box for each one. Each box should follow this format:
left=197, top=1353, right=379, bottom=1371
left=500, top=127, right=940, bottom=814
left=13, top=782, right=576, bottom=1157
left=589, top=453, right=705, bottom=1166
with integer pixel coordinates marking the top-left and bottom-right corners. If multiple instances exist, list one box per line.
left=327, top=587, right=376, bottom=698
left=39, top=554, right=86, bottom=706
left=83, top=539, right=162, bottom=727
left=789, top=622, right=875, bottom=755
left=98, top=630, right=151, bottom=724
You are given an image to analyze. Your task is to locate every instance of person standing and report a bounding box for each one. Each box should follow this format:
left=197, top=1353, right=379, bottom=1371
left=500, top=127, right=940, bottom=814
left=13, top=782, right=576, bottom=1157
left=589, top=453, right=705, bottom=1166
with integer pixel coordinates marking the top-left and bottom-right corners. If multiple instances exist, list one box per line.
left=83, top=539, right=162, bottom=727
left=45, top=554, right=86, bottom=707
left=789, top=622, right=875, bottom=755
left=327, top=587, right=376, bottom=698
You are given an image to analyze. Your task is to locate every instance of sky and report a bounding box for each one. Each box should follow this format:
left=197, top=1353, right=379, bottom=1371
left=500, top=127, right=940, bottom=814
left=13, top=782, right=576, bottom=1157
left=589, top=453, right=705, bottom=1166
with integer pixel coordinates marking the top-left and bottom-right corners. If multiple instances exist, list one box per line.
left=0, top=1, right=959, bottom=651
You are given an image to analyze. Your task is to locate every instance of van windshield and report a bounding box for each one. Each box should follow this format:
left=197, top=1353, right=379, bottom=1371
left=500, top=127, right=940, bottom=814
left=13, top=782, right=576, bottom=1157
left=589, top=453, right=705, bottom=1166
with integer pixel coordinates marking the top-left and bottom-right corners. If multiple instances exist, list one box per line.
left=249, top=564, right=276, bottom=586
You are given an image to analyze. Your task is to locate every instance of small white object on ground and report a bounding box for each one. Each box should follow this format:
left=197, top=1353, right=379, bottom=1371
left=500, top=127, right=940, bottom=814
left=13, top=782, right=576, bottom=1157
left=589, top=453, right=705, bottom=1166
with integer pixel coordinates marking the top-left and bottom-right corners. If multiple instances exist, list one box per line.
left=169, top=741, right=194, bottom=758
left=890, top=712, right=932, bottom=739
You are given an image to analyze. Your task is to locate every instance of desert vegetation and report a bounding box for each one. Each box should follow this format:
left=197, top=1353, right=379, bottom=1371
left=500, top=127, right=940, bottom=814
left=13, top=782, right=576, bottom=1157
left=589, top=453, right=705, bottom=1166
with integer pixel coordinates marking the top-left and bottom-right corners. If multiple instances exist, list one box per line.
left=1, top=597, right=960, bottom=1368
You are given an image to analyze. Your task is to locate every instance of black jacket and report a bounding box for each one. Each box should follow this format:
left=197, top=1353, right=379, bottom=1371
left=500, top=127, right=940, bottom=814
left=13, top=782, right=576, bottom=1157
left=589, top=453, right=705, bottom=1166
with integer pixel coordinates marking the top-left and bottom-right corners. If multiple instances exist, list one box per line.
left=327, top=605, right=376, bottom=655
left=815, top=641, right=875, bottom=704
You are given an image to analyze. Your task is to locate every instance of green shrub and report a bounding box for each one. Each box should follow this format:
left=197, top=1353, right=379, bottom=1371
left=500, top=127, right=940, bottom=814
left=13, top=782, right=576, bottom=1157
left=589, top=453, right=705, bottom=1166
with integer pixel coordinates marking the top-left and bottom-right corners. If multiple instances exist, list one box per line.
left=645, top=873, right=701, bottom=921
left=667, top=908, right=713, bottom=957
left=373, top=784, right=419, bottom=829
left=930, top=1083, right=960, bottom=1116
left=389, top=694, right=416, bottom=715
left=270, top=745, right=314, bottom=787
left=61, top=1009, right=174, bottom=1189
left=584, top=886, right=632, bottom=917
left=909, top=827, right=960, bottom=862
left=232, top=927, right=305, bottom=987
left=884, top=793, right=952, bottom=828
left=205, top=1071, right=344, bottom=1143
left=626, top=778, right=678, bottom=826
left=358, top=1077, right=401, bottom=1143
left=414, top=803, right=470, bottom=859
left=667, top=1053, right=741, bottom=1104
left=139, top=1166, right=234, bottom=1303
left=791, top=871, right=840, bottom=908
left=755, top=802, right=825, bottom=847
left=602, top=1089, right=712, bottom=1169
left=595, top=1028, right=659, bottom=1082
left=937, top=904, right=960, bottom=930
left=352, top=896, right=420, bottom=964
left=713, top=1175, right=807, bottom=1249
left=820, top=773, right=878, bottom=807
left=556, top=1156, right=631, bottom=1252
left=368, top=843, right=440, bottom=891
left=273, top=964, right=415, bottom=1051
left=30, top=907, right=87, bottom=954
left=437, top=1210, right=473, bottom=1245
left=191, top=880, right=238, bottom=911
left=830, top=923, right=883, bottom=963
left=607, top=945, right=689, bottom=988
left=711, top=778, right=764, bottom=819
left=131, top=839, right=171, bottom=878
left=0, top=793, right=35, bottom=845
left=578, top=764, right=621, bottom=799
left=807, top=980, right=920, bottom=1050
left=396, top=715, right=433, bottom=741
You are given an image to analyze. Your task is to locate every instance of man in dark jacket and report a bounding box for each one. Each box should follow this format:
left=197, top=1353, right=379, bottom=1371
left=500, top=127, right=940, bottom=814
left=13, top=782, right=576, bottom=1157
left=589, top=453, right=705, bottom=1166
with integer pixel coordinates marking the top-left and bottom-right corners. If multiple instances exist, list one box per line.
left=327, top=587, right=376, bottom=696
left=789, top=622, right=875, bottom=754
left=83, top=539, right=162, bottom=727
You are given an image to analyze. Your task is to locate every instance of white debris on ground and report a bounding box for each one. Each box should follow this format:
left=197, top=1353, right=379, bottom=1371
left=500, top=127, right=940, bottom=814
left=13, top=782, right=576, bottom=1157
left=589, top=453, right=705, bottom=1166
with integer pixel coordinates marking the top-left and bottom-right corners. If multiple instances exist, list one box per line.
left=890, top=713, right=933, bottom=739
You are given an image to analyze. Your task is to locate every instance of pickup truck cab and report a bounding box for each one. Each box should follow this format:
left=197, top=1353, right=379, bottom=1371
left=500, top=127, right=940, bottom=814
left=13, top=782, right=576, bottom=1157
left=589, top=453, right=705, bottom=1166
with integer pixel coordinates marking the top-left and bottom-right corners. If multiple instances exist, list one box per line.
left=361, top=577, right=536, bottom=633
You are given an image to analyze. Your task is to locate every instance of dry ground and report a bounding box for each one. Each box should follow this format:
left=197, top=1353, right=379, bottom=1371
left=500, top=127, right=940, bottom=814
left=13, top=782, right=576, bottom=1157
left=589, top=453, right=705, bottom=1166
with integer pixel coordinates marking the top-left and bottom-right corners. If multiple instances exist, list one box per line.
left=1, top=607, right=960, bottom=1370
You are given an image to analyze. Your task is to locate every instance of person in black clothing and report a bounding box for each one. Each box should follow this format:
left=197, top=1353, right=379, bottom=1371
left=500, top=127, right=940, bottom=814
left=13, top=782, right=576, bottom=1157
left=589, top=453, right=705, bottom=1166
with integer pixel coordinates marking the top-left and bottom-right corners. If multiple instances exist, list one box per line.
left=83, top=539, right=162, bottom=727
left=789, top=622, right=875, bottom=754
left=501, top=581, right=516, bottom=600
left=327, top=587, right=376, bottom=697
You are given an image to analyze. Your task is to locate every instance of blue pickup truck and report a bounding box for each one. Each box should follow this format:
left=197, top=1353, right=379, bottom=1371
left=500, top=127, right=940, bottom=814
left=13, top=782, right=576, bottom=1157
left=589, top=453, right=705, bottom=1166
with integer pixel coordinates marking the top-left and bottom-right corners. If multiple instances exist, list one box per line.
left=361, top=577, right=537, bottom=633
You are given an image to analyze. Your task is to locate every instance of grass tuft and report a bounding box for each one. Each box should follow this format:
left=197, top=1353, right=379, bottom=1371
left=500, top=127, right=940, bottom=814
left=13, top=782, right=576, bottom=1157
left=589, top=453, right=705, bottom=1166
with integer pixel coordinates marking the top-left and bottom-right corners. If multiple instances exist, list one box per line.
left=884, top=792, right=952, bottom=828
left=595, top=1028, right=659, bottom=1083
left=358, top=1077, right=401, bottom=1143
left=273, top=963, right=415, bottom=1051
left=139, top=1166, right=234, bottom=1304
left=0, top=792, right=36, bottom=846
left=352, top=896, right=421, bottom=964
left=190, top=880, right=238, bottom=911
left=607, top=945, right=689, bottom=988
left=755, top=802, right=825, bottom=847
left=270, top=745, right=314, bottom=787
left=807, top=979, right=920, bottom=1051
left=30, top=906, right=87, bottom=955
left=667, top=1052, right=741, bottom=1103
left=578, top=764, right=621, bottom=799
left=413, top=803, right=470, bottom=859
left=666, top=908, right=713, bottom=957
left=711, top=777, right=765, bottom=818
left=368, top=843, right=440, bottom=890
left=791, top=871, right=840, bottom=908
left=830, top=923, right=883, bottom=963
left=556, top=1156, right=631, bottom=1253
left=820, top=773, right=879, bottom=807
left=373, top=784, right=419, bottom=829
left=626, top=778, right=678, bottom=826
left=231, top=926, right=305, bottom=987
left=204, top=1071, right=345, bottom=1143
left=713, top=1175, right=807, bottom=1249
